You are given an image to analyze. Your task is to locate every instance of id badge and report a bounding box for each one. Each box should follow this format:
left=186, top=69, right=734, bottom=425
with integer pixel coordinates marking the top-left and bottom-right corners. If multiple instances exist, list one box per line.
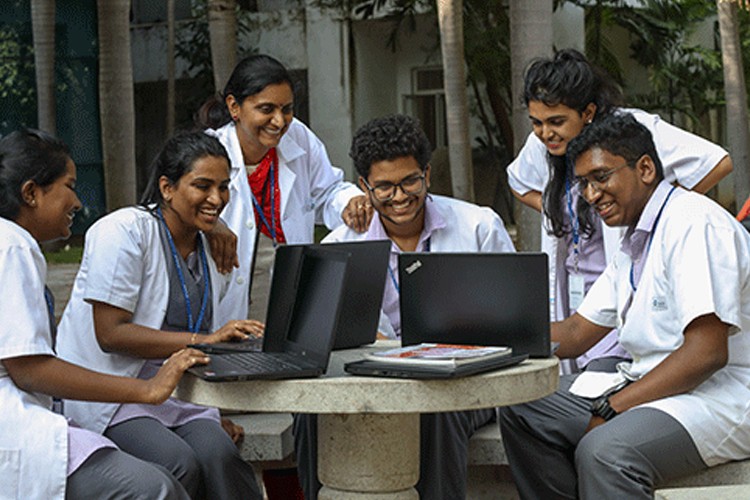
left=568, top=273, right=585, bottom=311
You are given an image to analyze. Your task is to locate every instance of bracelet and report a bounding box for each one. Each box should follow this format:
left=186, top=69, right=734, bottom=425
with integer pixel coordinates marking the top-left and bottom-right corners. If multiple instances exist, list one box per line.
left=190, top=333, right=197, bottom=346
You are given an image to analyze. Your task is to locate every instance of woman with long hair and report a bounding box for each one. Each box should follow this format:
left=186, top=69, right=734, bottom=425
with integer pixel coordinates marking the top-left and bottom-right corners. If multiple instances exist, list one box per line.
left=507, top=49, right=732, bottom=372
left=0, top=129, right=209, bottom=499
left=57, top=131, right=263, bottom=499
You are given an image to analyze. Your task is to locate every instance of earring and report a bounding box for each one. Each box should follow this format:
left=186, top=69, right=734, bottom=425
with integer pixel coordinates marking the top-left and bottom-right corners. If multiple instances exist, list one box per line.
left=586, top=119, right=592, bottom=124
left=29, top=200, right=36, bottom=207
left=232, top=115, right=239, bottom=122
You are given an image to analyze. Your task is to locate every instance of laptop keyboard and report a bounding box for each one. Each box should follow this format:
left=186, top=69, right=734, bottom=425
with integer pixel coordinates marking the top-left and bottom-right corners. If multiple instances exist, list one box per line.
left=215, top=352, right=312, bottom=373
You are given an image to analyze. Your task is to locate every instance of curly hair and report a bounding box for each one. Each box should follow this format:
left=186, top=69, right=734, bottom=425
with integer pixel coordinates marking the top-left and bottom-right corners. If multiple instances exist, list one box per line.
left=567, top=112, right=664, bottom=181
left=349, top=114, right=433, bottom=178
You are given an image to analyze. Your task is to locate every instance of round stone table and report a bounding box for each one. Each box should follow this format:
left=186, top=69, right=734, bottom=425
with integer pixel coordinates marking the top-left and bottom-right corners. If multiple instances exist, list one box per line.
left=174, top=342, right=559, bottom=499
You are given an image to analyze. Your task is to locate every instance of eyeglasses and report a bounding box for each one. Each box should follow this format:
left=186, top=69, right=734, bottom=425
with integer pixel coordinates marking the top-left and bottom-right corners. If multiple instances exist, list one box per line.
left=361, top=174, right=427, bottom=202
left=575, top=160, right=634, bottom=193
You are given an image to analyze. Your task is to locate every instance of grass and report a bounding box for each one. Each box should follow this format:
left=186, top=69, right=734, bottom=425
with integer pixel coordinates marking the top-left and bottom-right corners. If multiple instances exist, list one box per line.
left=43, top=244, right=83, bottom=264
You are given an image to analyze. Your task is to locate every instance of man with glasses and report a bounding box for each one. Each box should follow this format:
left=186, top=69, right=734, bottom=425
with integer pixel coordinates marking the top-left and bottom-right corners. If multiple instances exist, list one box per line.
left=500, top=113, right=750, bottom=499
left=294, top=114, right=515, bottom=499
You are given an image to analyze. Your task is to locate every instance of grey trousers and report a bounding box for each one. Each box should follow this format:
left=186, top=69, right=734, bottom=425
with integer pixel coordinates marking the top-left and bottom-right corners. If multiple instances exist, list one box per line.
left=105, top=417, right=262, bottom=500
left=498, top=375, right=707, bottom=499
left=294, top=408, right=495, bottom=500
left=66, top=447, right=189, bottom=499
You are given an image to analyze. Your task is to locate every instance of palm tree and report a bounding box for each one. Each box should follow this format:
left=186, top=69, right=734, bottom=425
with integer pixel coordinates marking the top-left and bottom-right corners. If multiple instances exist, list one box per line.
left=717, top=0, right=750, bottom=207
left=436, top=0, right=475, bottom=202
left=97, top=0, right=136, bottom=210
left=509, top=0, right=553, bottom=251
left=207, top=0, right=237, bottom=93
left=31, top=0, right=56, bottom=134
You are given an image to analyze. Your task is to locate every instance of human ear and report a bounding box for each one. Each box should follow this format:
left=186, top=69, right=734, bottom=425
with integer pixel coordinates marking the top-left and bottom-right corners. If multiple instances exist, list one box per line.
left=424, top=164, right=432, bottom=189
left=358, top=176, right=369, bottom=193
left=225, top=95, right=240, bottom=122
left=637, top=155, right=657, bottom=185
left=159, top=176, right=175, bottom=203
left=20, top=180, right=38, bottom=207
left=583, top=103, right=597, bottom=124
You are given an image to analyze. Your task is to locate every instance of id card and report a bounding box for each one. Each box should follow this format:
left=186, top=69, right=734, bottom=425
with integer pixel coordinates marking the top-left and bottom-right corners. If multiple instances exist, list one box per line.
left=568, top=273, right=585, bottom=311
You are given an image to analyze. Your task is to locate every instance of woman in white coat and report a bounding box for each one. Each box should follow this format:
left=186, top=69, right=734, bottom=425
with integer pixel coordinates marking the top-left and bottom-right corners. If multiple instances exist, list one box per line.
left=199, top=54, right=370, bottom=321
left=506, top=49, right=732, bottom=372
left=56, top=132, right=263, bottom=499
left=0, top=129, right=208, bottom=499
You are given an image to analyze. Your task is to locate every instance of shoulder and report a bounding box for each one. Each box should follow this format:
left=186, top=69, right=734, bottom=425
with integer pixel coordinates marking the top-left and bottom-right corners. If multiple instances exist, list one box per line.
left=432, top=195, right=502, bottom=225
left=87, top=206, right=158, bottom=244
left=0, top=218, right=36, bottom=251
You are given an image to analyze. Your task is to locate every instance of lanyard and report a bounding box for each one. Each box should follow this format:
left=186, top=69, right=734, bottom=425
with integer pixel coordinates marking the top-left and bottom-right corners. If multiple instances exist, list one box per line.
left=629, top=185, right=676, bottom=292
left=250, top=156, right=278, bottom=247
left=388, top=237, right=431, bottom=293
left=157, top=207, right=210, bottom=333
left=564, top=171, right=581, bottom=273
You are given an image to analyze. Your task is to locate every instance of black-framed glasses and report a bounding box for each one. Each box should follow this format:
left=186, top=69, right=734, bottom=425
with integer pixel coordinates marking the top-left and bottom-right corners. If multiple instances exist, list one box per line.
left=361, top=174, right=427, bottom=202
left=576, top=160, right=634, bottom=193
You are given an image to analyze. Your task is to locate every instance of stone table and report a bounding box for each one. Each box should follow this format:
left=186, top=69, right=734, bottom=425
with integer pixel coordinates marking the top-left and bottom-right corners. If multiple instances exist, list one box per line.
left=174, top=342, right=559, bottom=499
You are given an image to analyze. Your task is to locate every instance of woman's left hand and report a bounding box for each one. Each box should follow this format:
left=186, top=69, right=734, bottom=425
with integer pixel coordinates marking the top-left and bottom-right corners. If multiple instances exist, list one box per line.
left=221, top=417, right=245, bottom=445
left=342, top=195, right=373, bottom=233
left=206, top=320, right=265, bottom=343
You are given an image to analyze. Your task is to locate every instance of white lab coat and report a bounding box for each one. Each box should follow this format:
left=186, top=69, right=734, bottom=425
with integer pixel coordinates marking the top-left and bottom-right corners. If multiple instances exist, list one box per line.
left=323, top=194, right=516, bottom=336
left=578, top=184, right=750, bottom=466
left=56, top=207, right=228, bottom=435
left=0, top=218, right=67, bottom=499
left=207, top=119, right=362, bottom=321
left=506, top=108, right=729, bottom=320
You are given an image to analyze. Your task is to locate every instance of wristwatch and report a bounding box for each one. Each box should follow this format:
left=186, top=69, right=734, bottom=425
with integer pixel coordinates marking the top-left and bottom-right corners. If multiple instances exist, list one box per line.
left=590, top=396, right=618, bottom=421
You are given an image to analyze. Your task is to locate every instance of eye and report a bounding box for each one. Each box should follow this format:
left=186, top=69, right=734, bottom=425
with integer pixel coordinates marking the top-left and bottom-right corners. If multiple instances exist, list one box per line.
left=194, top=183, right=210, bottom=191
left=282, top=104, right=294, bottom=115
left=592, top=171, right=611, bottom=183
left=549, top=118, right=565, bottom=126
left=258, top=105, right=275, bottom=114
left=401, top=176, right=422, bottom=188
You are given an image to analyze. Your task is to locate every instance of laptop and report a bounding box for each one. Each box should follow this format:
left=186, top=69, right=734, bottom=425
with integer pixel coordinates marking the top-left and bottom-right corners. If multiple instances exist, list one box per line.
left=398, top=252, right=551, bottom=357
left=344, top=352, right=529, bottom=379
left=197, top=240, right=390, bottom=352
left=187, top=246, right=350, bottom=381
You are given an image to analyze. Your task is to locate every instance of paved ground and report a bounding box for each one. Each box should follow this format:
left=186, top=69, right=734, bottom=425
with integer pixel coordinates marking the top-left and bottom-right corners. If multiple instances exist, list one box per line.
left=47, top=263, right=80, bottom=321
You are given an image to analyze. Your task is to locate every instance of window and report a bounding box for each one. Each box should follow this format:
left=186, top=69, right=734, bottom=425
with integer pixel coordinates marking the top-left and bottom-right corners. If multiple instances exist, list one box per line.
left=403, top=67, right=447, bottom=148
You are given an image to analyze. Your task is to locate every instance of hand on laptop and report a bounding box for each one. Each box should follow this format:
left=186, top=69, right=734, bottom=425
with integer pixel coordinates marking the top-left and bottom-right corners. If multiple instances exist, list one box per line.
left=207, top=320, right=265, bottom=344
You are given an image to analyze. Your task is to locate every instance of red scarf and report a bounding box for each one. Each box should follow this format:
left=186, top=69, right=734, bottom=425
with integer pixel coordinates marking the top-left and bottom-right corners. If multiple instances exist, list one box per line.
left=248, top=148, right=286, bottom=244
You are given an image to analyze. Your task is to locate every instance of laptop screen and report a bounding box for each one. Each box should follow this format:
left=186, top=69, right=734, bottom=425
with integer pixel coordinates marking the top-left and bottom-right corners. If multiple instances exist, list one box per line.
left=398, top=252, right=550, bottom=357
left=284, top=247, right=350, bottom=360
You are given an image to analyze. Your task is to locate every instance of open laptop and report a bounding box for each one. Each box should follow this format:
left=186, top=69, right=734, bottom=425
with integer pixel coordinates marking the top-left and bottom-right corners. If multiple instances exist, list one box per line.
left=398, top=252, right=551, bottom=357
left=187, top=246, right=350, bottom=381
left=197, top=240, right=390, bottom=352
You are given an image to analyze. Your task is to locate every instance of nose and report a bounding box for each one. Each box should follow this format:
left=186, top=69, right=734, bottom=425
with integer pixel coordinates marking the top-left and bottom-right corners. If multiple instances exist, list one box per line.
left=271, top=109, right=285, bottom=128
left=207, top=187, right=223, bottom=205
left=391, top=183, right=409, bottom=202
left=73, top=193, right=82, bottom=212
left=581, top=181, right=601, bottom=204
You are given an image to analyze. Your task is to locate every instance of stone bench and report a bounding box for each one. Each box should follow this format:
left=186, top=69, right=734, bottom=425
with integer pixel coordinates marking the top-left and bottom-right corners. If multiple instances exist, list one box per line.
left=233, top=412, right=750, bottom=499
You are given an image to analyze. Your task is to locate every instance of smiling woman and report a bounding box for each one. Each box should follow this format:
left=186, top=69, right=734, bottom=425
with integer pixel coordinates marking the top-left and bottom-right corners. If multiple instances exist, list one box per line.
left=0, top=129, right=214, bottom=499
left=56, top=131, right=264, bottom=499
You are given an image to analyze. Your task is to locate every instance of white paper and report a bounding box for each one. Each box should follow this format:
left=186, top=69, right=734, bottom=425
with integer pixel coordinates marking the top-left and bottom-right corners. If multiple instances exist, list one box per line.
left=568, top=371, right=627, bottom=399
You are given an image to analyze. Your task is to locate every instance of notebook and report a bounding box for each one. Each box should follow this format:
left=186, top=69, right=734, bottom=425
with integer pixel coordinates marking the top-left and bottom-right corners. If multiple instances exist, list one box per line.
left=398, top=252, right=551, bottom=357
left=344, top=353, right=529, bottom=379
left=187, top=246, right=350, bottom=381
left=196, top=239, right=390, bottom=353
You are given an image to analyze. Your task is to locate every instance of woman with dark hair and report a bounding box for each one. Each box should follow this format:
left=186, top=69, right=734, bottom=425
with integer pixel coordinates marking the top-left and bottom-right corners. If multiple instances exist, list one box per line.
left=0, top=129, right=208, bottom=499
left=507, top=49, right=732, bottom=373
left=56, top=131, right=263, bottom=499
left=199, top=54, right=369, bottom=321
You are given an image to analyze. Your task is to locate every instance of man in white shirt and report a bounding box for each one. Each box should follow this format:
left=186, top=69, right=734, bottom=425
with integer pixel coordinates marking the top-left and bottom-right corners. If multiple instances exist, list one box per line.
left=499, top=113, right=750, bottom=499
left=295, top=114, right=515, bottom=499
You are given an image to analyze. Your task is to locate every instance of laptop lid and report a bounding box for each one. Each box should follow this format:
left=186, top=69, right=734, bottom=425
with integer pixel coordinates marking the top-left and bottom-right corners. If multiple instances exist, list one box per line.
left=398, top=253, right=550, bottom=357
left=278, top=246, right=351, bottom=366
left=276, top=240, right=390, bottom=350
left=344, top=353, right=529, bottom=379
left=262, top=245, right=306, bottom=352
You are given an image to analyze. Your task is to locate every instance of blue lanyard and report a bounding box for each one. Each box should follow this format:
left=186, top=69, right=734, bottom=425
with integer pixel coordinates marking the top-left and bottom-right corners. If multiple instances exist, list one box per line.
left=629, top=186, right=677, bottom=292
left=157, top=207, right=210, bottom=333
left=250, top=156, right=278, bottom=247
left=564, top=169, right=581, bottom=273
left=388, top=238, right=431, bottom=293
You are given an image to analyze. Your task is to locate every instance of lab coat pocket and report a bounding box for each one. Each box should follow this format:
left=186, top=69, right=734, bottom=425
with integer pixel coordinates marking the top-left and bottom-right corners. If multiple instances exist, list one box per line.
left=0, top=449, right=20, bottom=500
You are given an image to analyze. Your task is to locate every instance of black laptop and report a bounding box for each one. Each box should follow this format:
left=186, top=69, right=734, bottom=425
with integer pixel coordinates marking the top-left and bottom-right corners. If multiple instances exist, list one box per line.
left=344, top=352, right=529, bottom=379
left=398, top=252, right=551, bottom=357
left=197, top=240, right=390, bottom=353
left=187, top=246, right=350, bottom=381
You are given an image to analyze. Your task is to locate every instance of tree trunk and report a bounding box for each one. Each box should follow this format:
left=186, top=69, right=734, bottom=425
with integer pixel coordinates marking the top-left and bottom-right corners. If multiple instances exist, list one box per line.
left=717, top=0, right=750, bottom=207
left=509, top=0, right=553, bottom=251
left=97, top=0, right=136, bottom=210
left=208, top=0, right=237, bottom=94
left=436, top=0, right=475, bottom=202
left=166, top=0, right=176, bottom=136
left=31, top=0, right=56, bottom=134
